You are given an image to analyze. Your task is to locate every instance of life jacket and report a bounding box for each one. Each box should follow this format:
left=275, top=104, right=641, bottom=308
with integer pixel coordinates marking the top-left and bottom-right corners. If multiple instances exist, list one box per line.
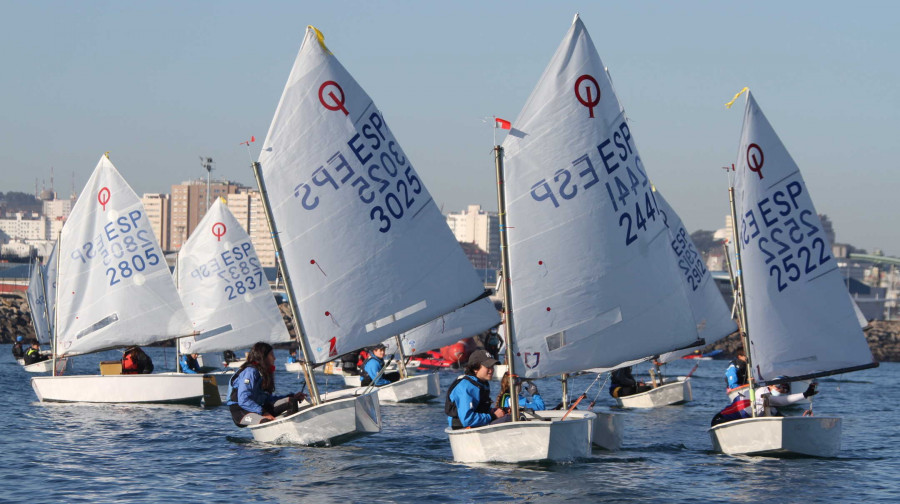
left=445, top=375, right=492, bottom=429
left=122, top=353, right=139, bottom=374
left=711, top=397, right=752, bottom=426
left=359, top=355, right=383, bottom=386
left=724, top=359, right=749, bottom=388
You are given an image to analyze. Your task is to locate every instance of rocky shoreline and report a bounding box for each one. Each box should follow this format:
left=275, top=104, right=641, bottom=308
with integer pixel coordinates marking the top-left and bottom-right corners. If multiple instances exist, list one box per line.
left=3, top=291, right=899, bottom=362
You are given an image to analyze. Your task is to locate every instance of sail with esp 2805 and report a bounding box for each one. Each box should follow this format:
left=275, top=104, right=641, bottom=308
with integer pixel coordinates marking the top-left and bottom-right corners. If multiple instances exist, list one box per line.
left=54, top=155, right=193, bottom=357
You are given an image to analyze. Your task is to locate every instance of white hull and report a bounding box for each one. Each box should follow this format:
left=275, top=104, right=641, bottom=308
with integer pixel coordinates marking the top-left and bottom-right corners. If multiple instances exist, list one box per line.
left=23, top=358, right=68, bottom=374
left=616, top=377, right=691, bottom=408
left=31, top=373, right=206, bottom=405
left=16, top=358, right=25, bottom=365
left=372, top=373, right=440, bottom=403
left=446, top=415, right=591, bottom=463
left=247, top=390, right=381, bottom=446
left=533, top=409, right=624, bottom=451
left=284, top=361, right=302, bottom=372
left=709, top=415, right=841, bottom=457
left=225, top=359, right=245, bottom=369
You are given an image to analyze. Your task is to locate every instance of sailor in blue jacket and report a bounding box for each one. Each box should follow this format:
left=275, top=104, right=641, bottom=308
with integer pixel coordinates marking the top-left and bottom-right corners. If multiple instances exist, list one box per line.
left=227, top=342, right=305, bottom=427
left=445, top=350, right=507, bottom=429
left=180, top=353, right=202, bottom=374
left=725, top=348, right=749, bottom=390
left=498, top=373, right=545, bottom=411
left=361, top=343, right=399, bottom=386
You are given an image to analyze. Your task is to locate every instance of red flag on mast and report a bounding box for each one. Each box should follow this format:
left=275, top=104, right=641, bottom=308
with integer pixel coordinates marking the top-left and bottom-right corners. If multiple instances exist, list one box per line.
left=494, top=117, right=511, bottom=130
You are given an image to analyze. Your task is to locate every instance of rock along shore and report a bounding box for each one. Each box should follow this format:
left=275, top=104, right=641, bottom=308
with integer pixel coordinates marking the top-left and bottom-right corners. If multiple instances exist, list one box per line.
left=3, top=291, right=900, bottom=362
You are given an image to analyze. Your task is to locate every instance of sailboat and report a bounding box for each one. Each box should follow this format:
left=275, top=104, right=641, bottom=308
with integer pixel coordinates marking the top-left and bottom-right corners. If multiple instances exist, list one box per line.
left=446, top=15, right=707, bottom=463
left=31, top=155, right=207, bottom=405
left=243, top=25, right=490, bottom=445
left=349, top=298, right=501, bottom=403
left=175, top=198, right=292, bottom=401
left=23, top=250, right=68, bottom=373
left=610, top=189, right=738, bottom=408
left=708, top=89, right=878, bottom=457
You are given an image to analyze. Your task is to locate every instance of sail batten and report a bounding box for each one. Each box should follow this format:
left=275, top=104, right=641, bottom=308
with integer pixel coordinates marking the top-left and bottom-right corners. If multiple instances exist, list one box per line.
left=257, top=27, right=485, bottom=363
left=733, top=91, right=876, bottom=380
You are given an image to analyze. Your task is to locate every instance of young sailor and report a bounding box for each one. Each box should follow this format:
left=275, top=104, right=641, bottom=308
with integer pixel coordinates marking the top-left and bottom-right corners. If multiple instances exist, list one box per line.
left=609, top=366, right=652, bottom=398
left=23, top=340, right=48, bottom=365
left=711, top=379, right=818, bottom=426
left=445, top=350, right=507, bottom=429
left=725, top=348, right=749, bottom=390
left=11, top=335, right=25, bottom=360
left=496, top=371, right=545, bottom=412
left=227, top=342, right=306, bottom=427
left=360, top=343, right=399, bottom=386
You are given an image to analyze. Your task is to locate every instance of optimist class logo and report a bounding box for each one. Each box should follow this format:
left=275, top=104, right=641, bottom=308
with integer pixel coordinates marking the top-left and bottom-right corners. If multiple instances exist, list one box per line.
left=746, top=143, right=765, bottom=180
left=574, top=74, right=601, bottom=118
left=318, top=81, right=349, bottom=116
left=211, top=222, right=226, bottom=241
left=97, top=187, right=111, bottom=211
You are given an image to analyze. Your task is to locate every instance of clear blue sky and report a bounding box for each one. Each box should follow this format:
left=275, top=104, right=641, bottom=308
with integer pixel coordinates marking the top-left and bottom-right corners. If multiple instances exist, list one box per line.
left=2, top=1, right=898, bottom=255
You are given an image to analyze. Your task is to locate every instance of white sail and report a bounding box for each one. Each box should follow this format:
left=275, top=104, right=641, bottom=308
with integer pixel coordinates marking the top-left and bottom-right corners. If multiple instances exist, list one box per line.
left=55, top=155, right=193, bottom=357
left=733, top=92, right=875, bottom=381
left=257, top=27, right=485, bottom=363
left=26, top=261, right=51, bottom=345
left=391, top=297, right=500, bottom=355
left=654, top=190, right=738, bottom=363
left=500, top=15, right=700, bottom=378
left=176, top=199, right=291, bottom=354
left=44, top=243, right=58, bottom=338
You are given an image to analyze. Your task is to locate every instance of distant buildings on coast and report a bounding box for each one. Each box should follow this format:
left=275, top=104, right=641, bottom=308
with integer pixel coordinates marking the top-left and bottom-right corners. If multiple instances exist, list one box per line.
left=1, top=180, right=897, bottom=320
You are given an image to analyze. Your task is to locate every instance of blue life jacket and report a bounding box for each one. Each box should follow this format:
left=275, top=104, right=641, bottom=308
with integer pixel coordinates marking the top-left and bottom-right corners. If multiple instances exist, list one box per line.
left=445, top=375, right=493, bottom=429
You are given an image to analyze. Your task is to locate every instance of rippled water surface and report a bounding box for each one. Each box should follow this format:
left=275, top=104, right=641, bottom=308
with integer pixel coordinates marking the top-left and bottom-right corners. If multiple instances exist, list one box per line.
left=2, top=346, right=897, bottom=503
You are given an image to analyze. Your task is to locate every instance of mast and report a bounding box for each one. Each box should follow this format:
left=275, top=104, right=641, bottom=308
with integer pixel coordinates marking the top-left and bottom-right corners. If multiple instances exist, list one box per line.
left=728, top=184, right=756, bottom=416
left=494, top=146, right=520, bottom=422
left=251, top=161, right=321, bottom=405
left=560, top=373, right=569, bottom=409
left=51, top=232, right=61, bottom=377
left=174, top=252, right=182, bottom=372
left=394, top=335, right=408, bottom=380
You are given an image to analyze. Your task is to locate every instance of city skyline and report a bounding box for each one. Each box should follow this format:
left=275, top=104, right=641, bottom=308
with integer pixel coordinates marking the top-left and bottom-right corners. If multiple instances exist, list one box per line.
left=2, top=2, right=898, bottom=255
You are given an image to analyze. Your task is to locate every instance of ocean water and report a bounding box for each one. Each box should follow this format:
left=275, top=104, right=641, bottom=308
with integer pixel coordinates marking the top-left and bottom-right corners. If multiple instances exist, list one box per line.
left=2, top=346, right=897, bottom=503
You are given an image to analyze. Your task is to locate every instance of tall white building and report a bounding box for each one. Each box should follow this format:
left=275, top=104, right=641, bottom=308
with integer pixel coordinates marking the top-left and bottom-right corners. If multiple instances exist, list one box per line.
left=446, top=204, right=500, bottom=269
left=0, top=212, right=50, bottom=241
left=142, top=193, right=171, bottom=250
left=226, top=189, right=275, bottom=267
left=42, top=195, right=74, bottom=239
